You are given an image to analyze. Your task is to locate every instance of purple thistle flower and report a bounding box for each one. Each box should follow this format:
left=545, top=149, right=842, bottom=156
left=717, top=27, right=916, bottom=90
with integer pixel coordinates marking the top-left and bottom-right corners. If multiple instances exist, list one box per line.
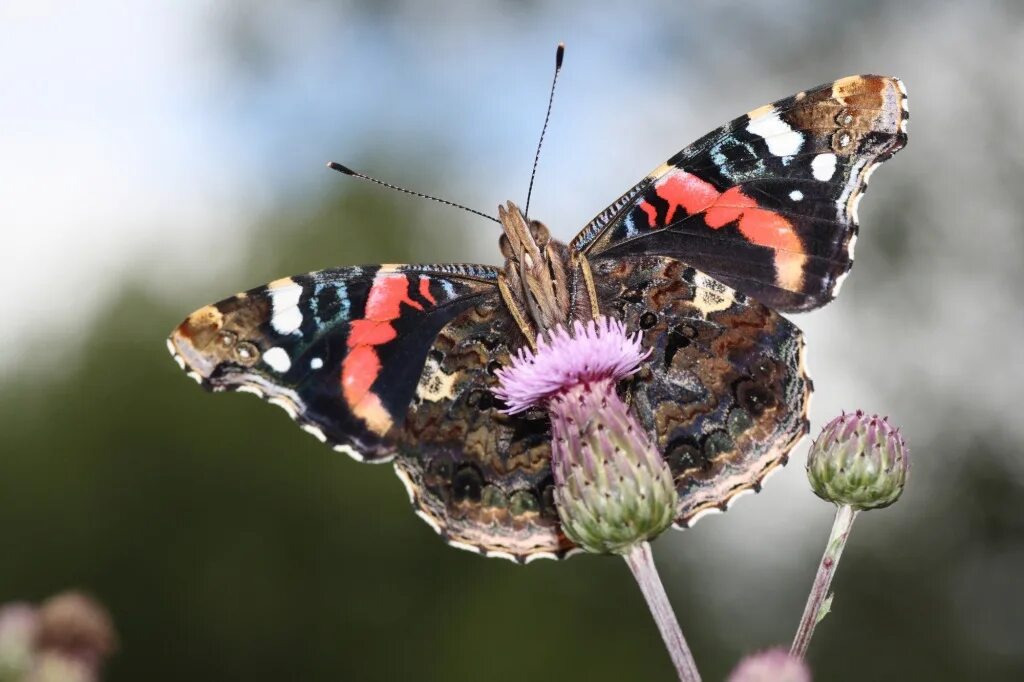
left=494, top=317, right=650, bottom=414
left=728, top=648, right=811, bottom=682
left=496, top=315, right=674, bottom=554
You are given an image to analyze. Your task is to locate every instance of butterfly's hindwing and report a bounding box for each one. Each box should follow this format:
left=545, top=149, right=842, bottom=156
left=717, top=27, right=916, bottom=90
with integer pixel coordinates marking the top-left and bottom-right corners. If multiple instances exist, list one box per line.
left=572, top=75, right=909, bottom=312
left=394, top=296, right=575, bottom=561
left=586, top=254, right=811, bottom=522
left=168, top=264, right=500, bottom=461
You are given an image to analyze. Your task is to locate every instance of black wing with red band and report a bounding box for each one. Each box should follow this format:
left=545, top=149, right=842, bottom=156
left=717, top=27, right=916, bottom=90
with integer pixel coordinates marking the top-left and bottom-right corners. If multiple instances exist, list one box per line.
left=168, top=264, right=573, bottom=560
left=167, top=264, right=502, bottom=460
left=571, top=75, right=909, bottom=312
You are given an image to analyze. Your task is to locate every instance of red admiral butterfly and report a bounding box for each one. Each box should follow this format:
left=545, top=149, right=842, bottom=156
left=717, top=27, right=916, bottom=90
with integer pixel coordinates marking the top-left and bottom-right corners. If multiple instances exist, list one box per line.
left=168, top=71, right=908, bottom=562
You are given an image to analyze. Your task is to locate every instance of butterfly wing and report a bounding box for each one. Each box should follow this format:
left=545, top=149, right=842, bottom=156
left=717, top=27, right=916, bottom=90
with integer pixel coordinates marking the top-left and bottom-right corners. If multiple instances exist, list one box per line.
left=393, top=296, right=575, bottom=561
left=588, top=254, right=811, bottom=523
left=168, top=264, right=503, bottom=461
left=169, top=263, right=574, bottom=560
left=571, top=75, right=909, bottom=312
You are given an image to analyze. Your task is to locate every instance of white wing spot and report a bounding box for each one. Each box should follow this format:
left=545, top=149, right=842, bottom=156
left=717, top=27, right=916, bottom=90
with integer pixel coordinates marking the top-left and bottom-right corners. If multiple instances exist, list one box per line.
left=333, top=443, right=365, bottom=462
left=262, top=346, right=291, bottom=373
left=269, top=283, right=304, bottom=334
left=789, top=190, right=804, bottom=202
left=523, top=552, right=559, bottom=564
left=690, top=271, right=736, bottom=317
left=746, top=110, right=804, bottom=157
left=267, top=396, right=298, bottom=419
left=415, top=355, right=458, bottom=402
left=309, top=357, right=324, bottom=370
left=811, top=153, right=838, bottom=181
left=300, top=423, right=327, bottom=443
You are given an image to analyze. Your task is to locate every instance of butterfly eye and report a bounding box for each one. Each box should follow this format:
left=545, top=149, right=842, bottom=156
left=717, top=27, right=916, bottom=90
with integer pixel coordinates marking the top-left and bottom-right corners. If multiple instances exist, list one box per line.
left=639, top=312, right=658, bottom=329
left=528, top=220, right=551, bottom=248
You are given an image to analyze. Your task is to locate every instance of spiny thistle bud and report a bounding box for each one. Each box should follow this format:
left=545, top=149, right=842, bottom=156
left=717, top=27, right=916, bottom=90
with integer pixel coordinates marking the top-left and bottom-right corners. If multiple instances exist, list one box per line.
left=0, top=593, right=116, bottom=682
left=549, top=378, right=678, bottom=553
left=495, top=317, right=677, bottom=554
left=806, top=410, right=909, bottom=510
left=728, top=648, right=811, bottom=682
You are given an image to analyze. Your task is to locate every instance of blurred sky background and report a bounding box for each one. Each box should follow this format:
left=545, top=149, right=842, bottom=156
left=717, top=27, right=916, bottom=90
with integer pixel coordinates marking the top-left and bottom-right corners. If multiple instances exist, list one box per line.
left=2, top=1, right=1023, bottom=680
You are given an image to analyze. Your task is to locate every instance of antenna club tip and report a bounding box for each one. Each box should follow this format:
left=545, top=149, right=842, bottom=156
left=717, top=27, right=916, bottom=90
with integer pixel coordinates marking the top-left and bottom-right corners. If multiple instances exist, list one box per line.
left=327, top=161, right=355, bottom=175
left=555, top=43, right=565, bottom=68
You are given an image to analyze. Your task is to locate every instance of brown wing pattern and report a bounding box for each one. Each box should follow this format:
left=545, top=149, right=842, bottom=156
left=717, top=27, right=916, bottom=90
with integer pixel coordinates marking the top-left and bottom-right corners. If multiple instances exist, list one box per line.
left=585, top=254, right=811, bottom=525
left=393, top=293, right=578, bottom=562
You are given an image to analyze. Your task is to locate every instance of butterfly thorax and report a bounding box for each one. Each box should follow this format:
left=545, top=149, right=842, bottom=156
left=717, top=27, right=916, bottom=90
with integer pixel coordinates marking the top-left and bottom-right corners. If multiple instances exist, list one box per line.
left=496, top=200, right=576, bottom=344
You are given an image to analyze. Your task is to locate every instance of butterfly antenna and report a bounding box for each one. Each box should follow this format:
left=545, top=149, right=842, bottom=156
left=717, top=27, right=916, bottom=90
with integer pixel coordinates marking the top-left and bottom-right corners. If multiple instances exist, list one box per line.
left=327, top=162, right=500, bottom=224
left=524, top=43, right=565, bottom=220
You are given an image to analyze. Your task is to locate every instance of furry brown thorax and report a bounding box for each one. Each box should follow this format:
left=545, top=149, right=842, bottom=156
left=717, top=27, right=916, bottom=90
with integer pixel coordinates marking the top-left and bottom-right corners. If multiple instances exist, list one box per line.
left=496, top=201, right=598, bottom=344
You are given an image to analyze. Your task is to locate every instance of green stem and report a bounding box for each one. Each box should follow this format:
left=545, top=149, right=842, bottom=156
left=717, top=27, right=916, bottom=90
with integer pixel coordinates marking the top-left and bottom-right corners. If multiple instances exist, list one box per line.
left=790, top=504, right=859, bottom=659
left=623, top=541, right=701, bottom=682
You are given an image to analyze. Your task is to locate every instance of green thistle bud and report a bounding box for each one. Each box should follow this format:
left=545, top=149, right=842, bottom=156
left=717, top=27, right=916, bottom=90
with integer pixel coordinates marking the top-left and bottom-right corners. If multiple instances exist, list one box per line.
left=550, top=379, right=678, bottom=554
left=495, top=317, right=678, bottom=555
left=806, top=410, right=909, bottom=510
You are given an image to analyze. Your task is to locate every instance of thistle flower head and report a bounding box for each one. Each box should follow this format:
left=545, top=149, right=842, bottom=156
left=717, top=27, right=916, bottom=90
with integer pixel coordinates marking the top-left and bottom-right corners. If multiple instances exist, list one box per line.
left=494, top=317, right=649, bottom=414
left=806, top=410, right=909, bottom=510
left=495, top=316, right=675, bottom=554
left=728, top=648, right=811, bottom=682
left=35, top=592, right=117, bottom=671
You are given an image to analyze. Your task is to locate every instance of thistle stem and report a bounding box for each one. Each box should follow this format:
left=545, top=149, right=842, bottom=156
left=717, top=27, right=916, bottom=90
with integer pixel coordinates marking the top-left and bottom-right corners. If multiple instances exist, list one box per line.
left=623, top=541, right=701, bottom=682
left=790, top=503, right=859, bottom=659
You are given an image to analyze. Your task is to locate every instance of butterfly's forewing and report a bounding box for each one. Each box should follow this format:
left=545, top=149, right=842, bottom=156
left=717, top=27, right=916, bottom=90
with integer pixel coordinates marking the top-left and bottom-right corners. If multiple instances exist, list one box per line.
left=168, top=264, right=502, bottom=461
left=168, top=263, right=574, bottom=559
left=587, top=254, right=811, bottom=523
left=572, top=75, right=909, bottom=312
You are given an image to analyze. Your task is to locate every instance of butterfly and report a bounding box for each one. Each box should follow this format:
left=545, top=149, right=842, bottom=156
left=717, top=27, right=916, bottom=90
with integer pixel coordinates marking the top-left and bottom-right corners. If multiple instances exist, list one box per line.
left=168, top=74, right=908, bottom=562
